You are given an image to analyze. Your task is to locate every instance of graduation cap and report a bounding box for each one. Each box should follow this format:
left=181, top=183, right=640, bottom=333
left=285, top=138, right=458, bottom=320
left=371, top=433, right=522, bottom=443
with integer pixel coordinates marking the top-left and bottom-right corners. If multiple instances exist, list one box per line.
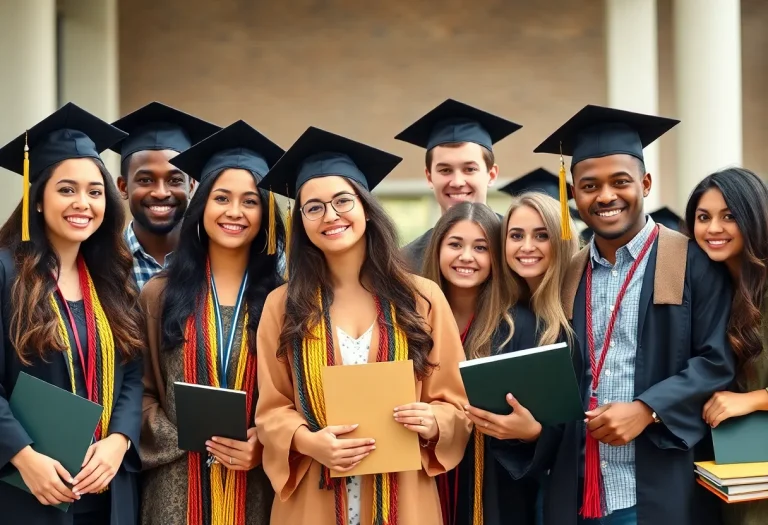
left=498, top=168, right=581, bottom=221
left=169, top=120, right=285, bottom=254
left=0, top=102, right=128, bottom=241
left=109, top=101, right=220, bottom=159
left=650, top=206, right=683, bottom=232
left=394, top=99, right=522, bottom=151
left=533, top=105, right=680, bottom=241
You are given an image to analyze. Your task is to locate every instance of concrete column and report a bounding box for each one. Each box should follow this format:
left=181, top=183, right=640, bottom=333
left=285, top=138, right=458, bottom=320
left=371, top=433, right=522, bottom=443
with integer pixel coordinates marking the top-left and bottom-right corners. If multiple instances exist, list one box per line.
left=673, top=0, right=742, bottom=206
left=605, top=0, right=661, bottom=210
left=0, top=0, right=57, bottom=222
left=59, top=0, right=120, bottom=175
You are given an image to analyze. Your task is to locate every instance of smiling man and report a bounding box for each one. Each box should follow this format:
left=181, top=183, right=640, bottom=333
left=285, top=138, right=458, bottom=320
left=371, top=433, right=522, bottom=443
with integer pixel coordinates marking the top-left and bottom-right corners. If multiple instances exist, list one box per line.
left=506, top=105, right=736, bottom=525
left=395, top=99, right=522, bottom=271
left=111, top=102, right=220, bottom=288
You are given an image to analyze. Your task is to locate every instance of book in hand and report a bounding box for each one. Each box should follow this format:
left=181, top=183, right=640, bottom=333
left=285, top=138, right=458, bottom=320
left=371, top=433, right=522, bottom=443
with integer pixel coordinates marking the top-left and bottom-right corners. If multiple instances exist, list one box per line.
left=695, top=461, right=768, bottom=503
left=711, top=412, right=768, bottom=464
left=458, top=341, right=583, bottom=426
left=173, top=382, right=247, bottom=453
left=323, top=360, right=422, bottom=478
left=0, top=372, right=103, bottom=512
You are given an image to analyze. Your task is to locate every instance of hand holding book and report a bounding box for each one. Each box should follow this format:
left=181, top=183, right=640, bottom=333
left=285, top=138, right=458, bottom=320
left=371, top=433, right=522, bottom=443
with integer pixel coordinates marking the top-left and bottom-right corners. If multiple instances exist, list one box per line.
left=10, top=446, right=77, bottom=506
left=205, top=427, right=261, bottom=471
left=393, top=402, right=439, bottom=441
left=464, top=393, right=542, bottom=442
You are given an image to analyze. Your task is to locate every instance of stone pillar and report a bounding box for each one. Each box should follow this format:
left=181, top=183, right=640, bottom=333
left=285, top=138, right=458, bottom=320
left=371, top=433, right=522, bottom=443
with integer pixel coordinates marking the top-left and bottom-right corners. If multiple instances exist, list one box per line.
left=0, top=0, right=57, bottom=222
left=674, top=0, right=742, bottom=206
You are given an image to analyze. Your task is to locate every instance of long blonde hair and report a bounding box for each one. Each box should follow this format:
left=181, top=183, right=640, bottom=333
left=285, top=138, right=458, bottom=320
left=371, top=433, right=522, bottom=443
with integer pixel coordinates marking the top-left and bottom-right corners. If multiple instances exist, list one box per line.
left=422, top=202, right=513, bottom=359
left=501, top=193, right=579, bottom=346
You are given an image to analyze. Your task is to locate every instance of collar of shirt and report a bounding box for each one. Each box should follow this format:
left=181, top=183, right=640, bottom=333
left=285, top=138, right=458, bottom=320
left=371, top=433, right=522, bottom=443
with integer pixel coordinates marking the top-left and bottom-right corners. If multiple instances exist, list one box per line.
left=589, top=216, right=657, bottom=268
left=124, top=221, right=172, bottom=267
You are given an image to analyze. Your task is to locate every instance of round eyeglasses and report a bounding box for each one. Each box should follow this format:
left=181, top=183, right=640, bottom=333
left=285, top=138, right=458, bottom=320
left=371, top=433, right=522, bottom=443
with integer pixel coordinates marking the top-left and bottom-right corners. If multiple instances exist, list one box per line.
left=300, top=193, right=359, bottom=221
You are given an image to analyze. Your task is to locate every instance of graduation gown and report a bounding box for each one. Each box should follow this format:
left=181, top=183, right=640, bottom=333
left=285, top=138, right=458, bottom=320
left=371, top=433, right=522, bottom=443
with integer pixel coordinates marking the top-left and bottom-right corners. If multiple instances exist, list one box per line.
left=402, top=228, right=434, bottom=274
left=0, top=249, right=143, bottom=525
left=255, top=276, right=472, bottom=525
left=496, top=226, right=736, bottom=525
left=440, top=305, right=540, bottom=525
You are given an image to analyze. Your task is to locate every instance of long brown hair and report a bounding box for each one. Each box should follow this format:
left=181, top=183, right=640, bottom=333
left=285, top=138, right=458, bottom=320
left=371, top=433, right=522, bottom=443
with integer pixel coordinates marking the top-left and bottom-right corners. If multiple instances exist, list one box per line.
left=501, top=193, right=579, bottom=346
left=0, top=158, right=144, bottom=364
left=277, top=180, right=435, bottom=379
left=422, top=202, right=513, bottom=359
left=685, top=168, right=768, bottom=378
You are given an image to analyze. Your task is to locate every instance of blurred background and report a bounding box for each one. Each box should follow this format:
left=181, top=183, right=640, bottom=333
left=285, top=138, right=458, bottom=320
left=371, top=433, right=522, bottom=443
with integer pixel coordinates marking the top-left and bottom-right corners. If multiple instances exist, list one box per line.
left=0, top=0, right=764, bottom=244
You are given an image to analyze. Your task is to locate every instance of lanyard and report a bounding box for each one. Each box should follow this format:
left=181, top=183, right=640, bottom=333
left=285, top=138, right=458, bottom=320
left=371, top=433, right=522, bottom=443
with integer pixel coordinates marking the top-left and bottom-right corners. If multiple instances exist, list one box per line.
left=460, top=315, right=474, bottom=345
left=209, top=272, right=248, bottom=389
left=54, top=286, right=94, bottom=401
left=585, top=225, right=659, bottom=396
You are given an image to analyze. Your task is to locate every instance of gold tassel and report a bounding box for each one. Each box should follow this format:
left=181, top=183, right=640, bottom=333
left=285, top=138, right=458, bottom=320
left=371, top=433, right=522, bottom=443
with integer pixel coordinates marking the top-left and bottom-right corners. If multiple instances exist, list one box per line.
left=266, top=190, right=277, bottom=255
left=284, top=188, right=292, bottom=279
left=22, top=131, right=31, bottom=242
left=558, top=142, right=572, bottom=241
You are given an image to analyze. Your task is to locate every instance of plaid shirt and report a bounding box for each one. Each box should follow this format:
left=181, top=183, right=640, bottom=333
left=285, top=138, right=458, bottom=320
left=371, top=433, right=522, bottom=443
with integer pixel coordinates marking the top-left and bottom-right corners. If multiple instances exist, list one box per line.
left=124, top=222, right=168, bottom=290
left=586, top=217, right=656, bottom=514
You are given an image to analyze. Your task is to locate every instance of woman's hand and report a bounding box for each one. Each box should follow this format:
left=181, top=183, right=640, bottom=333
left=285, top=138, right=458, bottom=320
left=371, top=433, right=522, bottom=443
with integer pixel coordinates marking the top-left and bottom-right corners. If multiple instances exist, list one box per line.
left=703, top=391, right=761, bottom=428
left=73, top=433, right=129, bottom=495
left=293, top=424, right=376, bottom=474
left=465, top=394, right=542, bottom=442
left=394, top=402, right=439, bottom=441
left=11, top=446, right=78, bottom=505
left=206, top=427, right=261, bottom=471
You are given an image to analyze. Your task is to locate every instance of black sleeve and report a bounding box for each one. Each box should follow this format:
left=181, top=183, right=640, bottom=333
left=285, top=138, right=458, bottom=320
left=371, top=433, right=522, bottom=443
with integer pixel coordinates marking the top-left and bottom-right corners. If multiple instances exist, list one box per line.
left=0, top=257, right=34, bottom=470
left=107, top=355, right=144, bottom=473
left=636, top=245, right=737, bottom=450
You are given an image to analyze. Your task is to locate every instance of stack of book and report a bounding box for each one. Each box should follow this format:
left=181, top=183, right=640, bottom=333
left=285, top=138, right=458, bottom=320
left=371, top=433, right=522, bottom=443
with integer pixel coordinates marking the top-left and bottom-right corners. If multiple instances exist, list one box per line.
left=695, top=411, right=768, bottom=503
left=695, top=461, right=768, bottom=503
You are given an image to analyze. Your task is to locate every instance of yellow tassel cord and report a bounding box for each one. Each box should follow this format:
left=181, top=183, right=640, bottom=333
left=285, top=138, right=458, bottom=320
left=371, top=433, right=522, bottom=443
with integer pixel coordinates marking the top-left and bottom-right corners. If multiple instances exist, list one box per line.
left=472, top=429, right=484, bottom=525
left=22, top=132, right=30, bottom=242
left=284, top=198, right=292, bottom=279
left=558, top=143, right=572, bottom=241
left=267, top=191, right=277, bottom=255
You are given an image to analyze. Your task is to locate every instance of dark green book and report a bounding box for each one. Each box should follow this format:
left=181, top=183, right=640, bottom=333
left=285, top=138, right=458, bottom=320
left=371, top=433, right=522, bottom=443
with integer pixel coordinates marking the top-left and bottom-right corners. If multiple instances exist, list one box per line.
left=458, top=342, right=583, bottom=425
left=0, top=372, right=103, bottom=511
left=712, top=411, right=768, bottom=464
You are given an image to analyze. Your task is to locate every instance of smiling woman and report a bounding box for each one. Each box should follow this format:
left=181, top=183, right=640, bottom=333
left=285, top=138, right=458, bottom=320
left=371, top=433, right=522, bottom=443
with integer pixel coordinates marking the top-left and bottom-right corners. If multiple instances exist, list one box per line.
left=0, top=103, right=145, bottom=525
left=138, top=120, right=286, bottom=525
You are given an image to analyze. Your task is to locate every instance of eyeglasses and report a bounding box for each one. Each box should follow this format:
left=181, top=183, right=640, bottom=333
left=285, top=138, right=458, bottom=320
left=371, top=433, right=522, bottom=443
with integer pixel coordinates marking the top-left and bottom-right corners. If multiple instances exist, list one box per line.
left=300, top=193, right=359, bottom=221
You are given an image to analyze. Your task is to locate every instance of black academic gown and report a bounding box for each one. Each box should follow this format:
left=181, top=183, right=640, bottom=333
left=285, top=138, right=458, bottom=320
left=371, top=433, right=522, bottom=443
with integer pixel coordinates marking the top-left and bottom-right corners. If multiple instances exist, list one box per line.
left=0, top=249, right=143, bottom=525
left=495, top=230, right=736, bottom=525
left=440, top=305, right=540, bottom=525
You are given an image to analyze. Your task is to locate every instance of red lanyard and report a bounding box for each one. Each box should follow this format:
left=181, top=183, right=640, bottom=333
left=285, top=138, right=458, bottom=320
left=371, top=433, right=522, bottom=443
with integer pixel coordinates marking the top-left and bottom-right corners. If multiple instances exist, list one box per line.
left=54, top=284, right=94, bottom=401
left=585, top=225, right=659, bottom=396
left=460, top=315, right=474, bottom=344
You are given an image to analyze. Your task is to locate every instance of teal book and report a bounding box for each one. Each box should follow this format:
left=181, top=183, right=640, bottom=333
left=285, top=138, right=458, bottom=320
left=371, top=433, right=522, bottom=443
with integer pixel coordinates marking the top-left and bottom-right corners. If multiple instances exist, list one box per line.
left=712, top=411, right=768, bottom=464
left=458, top=342, right=583, bottom=425
left=0, top=372, right=103, bottom=512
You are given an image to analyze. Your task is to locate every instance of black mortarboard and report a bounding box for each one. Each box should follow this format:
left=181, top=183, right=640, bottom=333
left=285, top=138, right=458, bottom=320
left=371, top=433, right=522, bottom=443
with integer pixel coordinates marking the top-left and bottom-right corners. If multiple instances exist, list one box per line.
left=534, top=104, right=679, bottom=167
left=394, top=99, right=522, bottom=151
left=650, top=206, right=683, bottom=232
left=168, top=120, right=284, bottom=182
left=258, top=126, right=402, bottom=200
left=0, top=102, right=128, bottom=241
left=109, top=101, right=220, bottom=159
left=498, top=168, right=574, bottom=200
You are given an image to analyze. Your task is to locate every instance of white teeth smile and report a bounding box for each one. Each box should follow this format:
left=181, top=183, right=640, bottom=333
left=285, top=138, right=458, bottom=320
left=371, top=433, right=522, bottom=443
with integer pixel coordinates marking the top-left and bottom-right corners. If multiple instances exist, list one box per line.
left=707, top=240, right=729, bottom=246
left=454, top=267, right=476, bottom=275
left=597, top=209, right=623, bottom=217
left=66, top=217, right=90, bottom=225
left=517, top=258, right=541, bottom=265
left=447, top=193, right=472, bottom=200
left=220, top=224, right=245, bottom=232
left=323, top=226, right=348, bottom=236
left=149, top=205, right=173, bottom=213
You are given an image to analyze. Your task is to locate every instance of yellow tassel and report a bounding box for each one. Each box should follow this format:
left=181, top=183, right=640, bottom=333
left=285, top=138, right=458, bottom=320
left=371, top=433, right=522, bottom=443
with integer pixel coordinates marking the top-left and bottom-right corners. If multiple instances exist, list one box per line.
left=284, top=198, right=292, bottom=279
left=266, top=191, right=277, bottom=255
left=22, top=132, right=30, bottom=242
left=558, top=143, right=572, bottom=241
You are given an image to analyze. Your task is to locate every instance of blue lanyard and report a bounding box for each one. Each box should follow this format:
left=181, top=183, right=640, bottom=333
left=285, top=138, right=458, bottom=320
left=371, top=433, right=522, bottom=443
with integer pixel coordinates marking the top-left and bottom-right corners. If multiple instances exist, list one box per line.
left=209, top=272, right=248, bottom=389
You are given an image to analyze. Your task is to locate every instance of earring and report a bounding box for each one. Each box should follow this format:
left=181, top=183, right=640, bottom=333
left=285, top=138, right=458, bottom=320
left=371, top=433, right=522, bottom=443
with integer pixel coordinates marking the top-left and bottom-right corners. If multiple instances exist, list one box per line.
left=197, top=222, right=201, bottom=242
left=36, top=205, right=42, bottom=213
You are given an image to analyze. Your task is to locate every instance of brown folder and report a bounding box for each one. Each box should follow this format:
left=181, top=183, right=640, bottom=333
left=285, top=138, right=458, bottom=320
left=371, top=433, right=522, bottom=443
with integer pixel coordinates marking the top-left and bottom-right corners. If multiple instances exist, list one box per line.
left=323, top=360, right=422, bottom=477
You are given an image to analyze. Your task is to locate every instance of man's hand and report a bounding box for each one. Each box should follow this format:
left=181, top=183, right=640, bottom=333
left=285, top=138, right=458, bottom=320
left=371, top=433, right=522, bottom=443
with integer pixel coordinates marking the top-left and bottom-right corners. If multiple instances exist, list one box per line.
left=586, top=401, right=654, bottom=446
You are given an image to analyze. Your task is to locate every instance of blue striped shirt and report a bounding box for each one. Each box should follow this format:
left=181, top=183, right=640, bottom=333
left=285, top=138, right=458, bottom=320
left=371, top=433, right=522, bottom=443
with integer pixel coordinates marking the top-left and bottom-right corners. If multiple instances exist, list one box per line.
left=124, top=222, right=168, bottom=290
left=586, top=217, right=656, bottom=514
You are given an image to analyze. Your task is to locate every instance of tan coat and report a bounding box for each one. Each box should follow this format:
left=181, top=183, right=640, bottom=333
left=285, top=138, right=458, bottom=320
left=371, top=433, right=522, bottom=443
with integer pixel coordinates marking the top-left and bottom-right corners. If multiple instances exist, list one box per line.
left=255, top=276, right=472, bottom=524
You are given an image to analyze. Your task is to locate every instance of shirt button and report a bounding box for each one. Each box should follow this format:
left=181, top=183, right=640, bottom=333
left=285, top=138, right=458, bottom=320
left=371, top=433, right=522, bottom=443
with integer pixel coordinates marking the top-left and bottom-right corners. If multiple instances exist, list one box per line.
left=603, top=399, right=610, bottom=404
left=610, top=340, right=616, bottom=348
left=601, top=461, right=607, bottom=469
left=609, top=305, right=614, bottom=312
left=612, top=270, right=618, bottom=277
left=605, top=370, right=611, bottom=376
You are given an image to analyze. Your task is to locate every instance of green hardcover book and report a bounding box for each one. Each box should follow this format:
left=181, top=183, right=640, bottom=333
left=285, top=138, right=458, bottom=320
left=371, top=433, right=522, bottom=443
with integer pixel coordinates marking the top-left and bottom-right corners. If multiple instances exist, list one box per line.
left=458, top=342, right=583, bottom=425
left=712, top=412, right=768, bottom=464
left=0, top=372, right=103, bottom=512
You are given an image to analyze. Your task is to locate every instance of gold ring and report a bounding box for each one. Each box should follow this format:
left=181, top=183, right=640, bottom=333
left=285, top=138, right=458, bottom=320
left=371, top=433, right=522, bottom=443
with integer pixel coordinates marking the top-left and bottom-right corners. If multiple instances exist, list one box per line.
left=229, top=456, right=233, bottom=465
